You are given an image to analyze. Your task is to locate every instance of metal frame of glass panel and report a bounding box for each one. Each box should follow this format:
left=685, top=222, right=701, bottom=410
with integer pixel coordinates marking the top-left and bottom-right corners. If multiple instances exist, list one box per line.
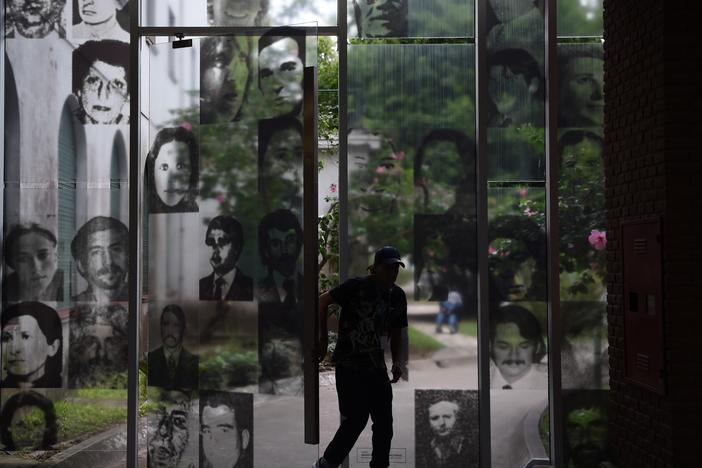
left=124, top=1, right=566, bottom=467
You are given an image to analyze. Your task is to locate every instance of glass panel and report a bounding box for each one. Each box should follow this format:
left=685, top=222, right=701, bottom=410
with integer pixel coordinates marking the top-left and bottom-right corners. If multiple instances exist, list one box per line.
left=558, top=40, right=612, bottom=467
left=141, top=0, right=337, bottom=27
left=3, top=4, right=131, bottom=458
left=340, top=43, right=478, bottom=467
left=486, top=1, right=550, bottom=466
left=347, top=0, right=474, bottom=39
left=558, top=0, right=603, bottom=37
left=143, top=27, right=317, bottom=467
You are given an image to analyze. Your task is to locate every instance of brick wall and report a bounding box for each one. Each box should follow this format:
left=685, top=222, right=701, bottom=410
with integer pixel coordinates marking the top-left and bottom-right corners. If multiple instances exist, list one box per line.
left=604, top=1, right=702, bottom=466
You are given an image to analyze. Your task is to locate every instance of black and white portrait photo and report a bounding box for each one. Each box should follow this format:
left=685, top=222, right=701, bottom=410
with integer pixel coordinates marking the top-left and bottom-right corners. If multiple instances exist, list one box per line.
left=200, top=36, right=252, bottom=124
left=487, top=48, right=544, bottom=127
left=200, top=216, right=253, bottom=302
left=147, top=389, right=194, bottom=468
left=259, top=115, right=303, bottom=211
left=563, top=390, right=615, bottom=468
left=0, top=391, right=58, bottom=451
left=146, top=126, right=199, bottom=214
left=487, top=0, right=544, bottom=47
left=489, top=304, right=547, bottom=390
left=199, top=391, right=253, bottom=468
left=256, top=209, right=303, bottom=304
left=258, top=27, right=305, bottom=119
left=352, top=0, right=408, bottom=38
left=5, top=0, right=66, bottom=39
left=208, top=0, right=268, bottom=27
left=258, top=305, right=303, bottom=395
left=558, top=45, right=604, bottom=128
left=72, top=0, right=130, bottom=42
left=1, top=302, right=63, bottom=388
left=71, top=216, right=129, bottom=303
left=148, top=304, right=199, bottom=390
left=72, top=40, right=130, bottom=124
left=415, top=389, right=479, bottom=468
left=68, top=303, right=128, bottom=388
left=2, top=223, right=64, bottom=303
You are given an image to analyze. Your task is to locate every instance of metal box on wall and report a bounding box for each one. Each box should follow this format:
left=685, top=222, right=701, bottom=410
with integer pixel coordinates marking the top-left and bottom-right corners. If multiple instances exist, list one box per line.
left=622, top=219, right=666, bottom=394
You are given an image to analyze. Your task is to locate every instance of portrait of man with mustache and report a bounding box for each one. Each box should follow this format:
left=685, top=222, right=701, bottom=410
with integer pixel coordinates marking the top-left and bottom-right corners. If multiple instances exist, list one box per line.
left=489, top=304, right=547, bottom=389
left=71, top=216, right=129, bottom=303
left=68, top=303, right=128, bottom=388
left=255, top=209, right=303, bottom=305
left=147, top=304, right=199, bottom=390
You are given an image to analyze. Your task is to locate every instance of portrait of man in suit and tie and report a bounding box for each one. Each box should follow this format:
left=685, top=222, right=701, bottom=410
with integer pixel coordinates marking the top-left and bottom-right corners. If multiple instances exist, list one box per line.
left=200, top=215, right=253, bottom=302
left=147, top=304, right=199, bottom=390
left=256, top=209, right=303, bottom=304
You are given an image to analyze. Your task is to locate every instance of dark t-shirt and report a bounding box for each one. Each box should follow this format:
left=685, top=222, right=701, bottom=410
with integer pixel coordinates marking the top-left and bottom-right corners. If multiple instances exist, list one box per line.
left=330, top=275, right=408, bottom=370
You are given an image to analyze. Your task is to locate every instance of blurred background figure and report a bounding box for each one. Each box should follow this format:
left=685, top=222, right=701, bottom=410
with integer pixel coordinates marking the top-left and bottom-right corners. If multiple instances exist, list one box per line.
left=436, top=289, right=462, bottom=334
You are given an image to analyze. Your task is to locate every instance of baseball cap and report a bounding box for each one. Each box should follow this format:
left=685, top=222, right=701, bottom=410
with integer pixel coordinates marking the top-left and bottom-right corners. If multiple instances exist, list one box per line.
left=372, top=246, right=405, bottom=268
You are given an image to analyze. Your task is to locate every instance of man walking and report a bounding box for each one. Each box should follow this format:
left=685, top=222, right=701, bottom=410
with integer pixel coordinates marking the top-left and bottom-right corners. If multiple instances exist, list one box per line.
left=316, top=246, right=408, bottom=468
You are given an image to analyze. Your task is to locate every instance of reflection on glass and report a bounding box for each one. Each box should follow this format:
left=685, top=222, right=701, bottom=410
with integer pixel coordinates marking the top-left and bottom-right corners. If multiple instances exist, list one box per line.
left=146, top=126, right=200, bottom=214
left=1, top=302, right=63, bottom=388
left=256, top=209, right=303, bottom=304
left=2, top=224, right=63, bottom=302
left=558, top=0, right=603, bottom=37
left=0, top=391, right=57, bottom=451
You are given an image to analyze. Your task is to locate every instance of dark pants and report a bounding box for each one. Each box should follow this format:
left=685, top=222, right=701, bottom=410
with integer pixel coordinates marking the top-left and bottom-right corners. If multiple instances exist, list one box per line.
left=323, top=366, right=394, bottom=468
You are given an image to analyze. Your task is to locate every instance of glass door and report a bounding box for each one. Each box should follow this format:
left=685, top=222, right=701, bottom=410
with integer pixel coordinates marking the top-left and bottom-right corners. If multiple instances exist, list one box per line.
left=141, top=26, right=319, bottom=468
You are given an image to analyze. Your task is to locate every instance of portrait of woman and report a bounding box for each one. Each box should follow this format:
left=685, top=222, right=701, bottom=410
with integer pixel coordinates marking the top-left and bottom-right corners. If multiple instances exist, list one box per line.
left=1, top=302, right=63, bottom=388
left=145, top=126, right=199, bottom=214
left=2, top=223, right=64, bottom=303
left=0, top=391, right=58, bottom=451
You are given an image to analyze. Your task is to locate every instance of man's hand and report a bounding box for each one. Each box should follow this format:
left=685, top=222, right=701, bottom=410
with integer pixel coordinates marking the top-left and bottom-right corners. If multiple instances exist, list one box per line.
left=318, top=332, right=328, bottom=363
left=390, top=363, right=403, bottom=383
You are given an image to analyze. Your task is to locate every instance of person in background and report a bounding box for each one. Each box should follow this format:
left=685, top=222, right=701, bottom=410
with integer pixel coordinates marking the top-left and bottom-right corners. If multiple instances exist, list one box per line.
left=436, top=290, right=462, bottom=334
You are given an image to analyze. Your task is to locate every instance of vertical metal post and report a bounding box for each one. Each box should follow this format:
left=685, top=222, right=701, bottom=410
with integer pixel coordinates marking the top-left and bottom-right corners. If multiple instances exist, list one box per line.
left=303, top=65, right=320, bottom=445
left=127, top=1, right=141, bottom=467
left=545, top=0, right=563, bottom=465
left=337, top=0, right=349, bottom=283
left=475, top=0, right=492, bottom=467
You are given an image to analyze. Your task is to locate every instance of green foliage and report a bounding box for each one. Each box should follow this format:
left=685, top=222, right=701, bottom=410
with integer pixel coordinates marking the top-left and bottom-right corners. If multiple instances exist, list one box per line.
left=200, top=347, right=259, bottom=389
left=407, top=325, right=443, bottom=356
left=54, top=400, right=126, bottom=441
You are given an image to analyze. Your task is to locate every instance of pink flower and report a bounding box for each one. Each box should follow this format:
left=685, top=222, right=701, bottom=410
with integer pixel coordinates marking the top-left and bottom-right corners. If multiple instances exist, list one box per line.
left=524, top=206, right=537, bottom=217
left=180, top=122, right=193, bottom=131
left=588, top=229, right=607, bottom=250
left=393, top=150, right=406, bottom=161
left=488, top=245, right=498, bottom=255
left=329, top=183, right=337, bottom=194
left=375, top=165, right=387, bottom=175
left=215, top=194, right=226, bottom=204
left=519, top=187, right=529, bottom=198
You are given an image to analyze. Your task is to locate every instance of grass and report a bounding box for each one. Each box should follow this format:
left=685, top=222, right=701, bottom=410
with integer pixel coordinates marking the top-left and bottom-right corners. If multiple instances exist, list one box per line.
left=408, top=325, right=443, bottom=357
left=54, top=399, right=127, bottom=442
left=458, top=319, right=478, bottom=337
